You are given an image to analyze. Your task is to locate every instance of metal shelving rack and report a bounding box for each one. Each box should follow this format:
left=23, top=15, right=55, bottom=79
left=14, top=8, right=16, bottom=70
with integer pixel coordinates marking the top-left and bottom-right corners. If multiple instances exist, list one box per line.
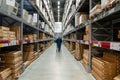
left=62, top=0, right=120, bottom=73
left=0, top=0, right=54, bottom=72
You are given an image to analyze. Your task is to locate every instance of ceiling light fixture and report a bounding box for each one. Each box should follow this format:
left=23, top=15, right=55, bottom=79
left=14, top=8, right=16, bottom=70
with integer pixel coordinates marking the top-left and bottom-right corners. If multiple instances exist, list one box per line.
left=57, top=1, right=60, bottom=5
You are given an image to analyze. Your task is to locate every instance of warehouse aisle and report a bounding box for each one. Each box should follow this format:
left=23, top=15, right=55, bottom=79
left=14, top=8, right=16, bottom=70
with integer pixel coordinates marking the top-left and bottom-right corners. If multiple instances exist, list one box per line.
left=18, top=44, right=95, bottom=80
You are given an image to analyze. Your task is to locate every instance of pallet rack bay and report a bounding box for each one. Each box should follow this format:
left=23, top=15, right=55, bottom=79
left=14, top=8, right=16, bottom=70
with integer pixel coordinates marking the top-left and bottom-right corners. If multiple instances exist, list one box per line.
left=0, top=0, right=54, bottom=80
left=63, top=0, right=120, bottom=80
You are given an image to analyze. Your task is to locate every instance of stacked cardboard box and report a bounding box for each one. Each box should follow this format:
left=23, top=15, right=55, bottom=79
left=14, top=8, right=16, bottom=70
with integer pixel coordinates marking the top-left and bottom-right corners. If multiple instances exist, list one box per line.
left=0, top=51, right=22, bottom=79
left=0, top=26, right=10, bottom=40
left=23, top=9, right=29, bottom=22
left=23, top=61, right=31, bottom=69
left=9, top=26, right=20, bottom=40
left=39, top=33, right=46, bottom=39
left=92, top=57, right=117, bottom=80
left=75, top=12, right=88, bottom=27
left=74, top=43, right=86, bottom=60
left=92, top=52, right=120, bottom=80
left=23, top=34, right=37, bottom=41
left=23, top=44, right=35, bottom=62
left=83, top=25, right=90, bottom=41
left=0, top=68, right=12, bottom=80
left=82, top=49, right=89, bottom=69
left=114, top=74, right=120, bottom=80
left=90, top=4, right=102, bottom=18
left=9, top=31, right=16, bottom=40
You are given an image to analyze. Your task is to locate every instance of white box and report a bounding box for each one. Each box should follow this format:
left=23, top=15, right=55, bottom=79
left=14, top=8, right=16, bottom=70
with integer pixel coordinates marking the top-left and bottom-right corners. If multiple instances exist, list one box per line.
left=1, top=0, right=18, bottom=15
left=6, top=0, right=15, bottom=7
left=27, top=14, right=33, bottom=23
left=41, top=22, right=45, bottom=29
left=39, top=0, right=42, bottom=11
left=32, top=13, right=38, bottom=23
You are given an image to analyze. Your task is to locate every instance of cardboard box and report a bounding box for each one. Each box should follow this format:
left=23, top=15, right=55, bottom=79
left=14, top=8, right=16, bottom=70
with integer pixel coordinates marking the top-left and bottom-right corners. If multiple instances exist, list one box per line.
left=0, top=68, right=11, bottom=80
left=114, top=74, right=120, bottom=80
left=0, top=26, right=9, bottom=31
left=23, top=45, right=34, bottom=52
left=27, top=14, right=33, bottom=23
left=79, top=13, right=89, bottom=24
left=23, top=61, right=31, bottom=68
left=0, top=51, right=21, bottom=58
left=9, top=26, right=20, bottom=40
left=75, top=12, right=81, bottom=27
left=6, top=75, right=12, bottom=80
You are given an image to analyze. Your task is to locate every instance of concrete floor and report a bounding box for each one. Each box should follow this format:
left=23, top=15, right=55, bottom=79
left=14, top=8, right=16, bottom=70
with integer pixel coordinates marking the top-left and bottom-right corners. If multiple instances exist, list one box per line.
left=18, top=44, right=95, bottom=80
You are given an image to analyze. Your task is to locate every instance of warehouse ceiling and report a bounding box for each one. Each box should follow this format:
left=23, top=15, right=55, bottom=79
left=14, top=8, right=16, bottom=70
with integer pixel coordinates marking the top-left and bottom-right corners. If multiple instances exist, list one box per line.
left=51, top=0, right=65, bottom=22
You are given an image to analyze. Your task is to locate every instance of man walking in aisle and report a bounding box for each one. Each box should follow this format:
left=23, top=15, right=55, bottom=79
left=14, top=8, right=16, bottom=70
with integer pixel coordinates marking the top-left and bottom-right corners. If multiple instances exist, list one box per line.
left=55, top=37, right=62, bottom=52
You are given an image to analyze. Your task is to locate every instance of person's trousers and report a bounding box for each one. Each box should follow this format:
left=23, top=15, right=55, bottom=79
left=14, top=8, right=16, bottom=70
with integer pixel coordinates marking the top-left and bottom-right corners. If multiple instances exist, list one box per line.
left=57, top=44, right=61, bottom=52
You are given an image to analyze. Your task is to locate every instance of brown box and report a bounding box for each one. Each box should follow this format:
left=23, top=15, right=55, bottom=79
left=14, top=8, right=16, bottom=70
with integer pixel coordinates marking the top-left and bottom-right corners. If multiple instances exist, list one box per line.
left=0, top=68, right=11, bottom=80
left=0, top=51, right=21, bottom=58
left=0, top=26, right=10, bottom=31
left=83, top=34, right=89, bottom=41
left=23, top=45, right=34, bottom=52
left=23, top=61, right=31, bottom=68
left=9, top=26, right=20, bottom=40
left=114, top=74, right=120, bottom=80
left=6, top=75, right=12, bottom=80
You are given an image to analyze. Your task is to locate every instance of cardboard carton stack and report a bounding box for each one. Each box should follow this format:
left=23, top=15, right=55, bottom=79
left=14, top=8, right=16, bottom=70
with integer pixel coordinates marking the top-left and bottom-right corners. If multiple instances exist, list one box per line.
left=90, top=4, right=102, bottom=18
left=75, top=12, right=88, bottom=27
left=23, top=44, right=35, bottom=62
left=114, top=74, right=120, bottom=80
left=0, top=68, right=12, bottom=80
left=9, top=31, right=16, bottom=40
left=0, top=26, right=10, bottom=40
left=82, top=49, right=89, bottom=69
left=74, top=43, right=86, bottom=60
left=83, top=25, right=90, bottom=41
left=23, top=34, right=37, bottom=41
left=9, top=26, right=20, bottom=40
left=0, top=51, right=22, bottom=79
left=92, top=52, right=120, bottom=80
left=39, top=33, right=46, bottom=39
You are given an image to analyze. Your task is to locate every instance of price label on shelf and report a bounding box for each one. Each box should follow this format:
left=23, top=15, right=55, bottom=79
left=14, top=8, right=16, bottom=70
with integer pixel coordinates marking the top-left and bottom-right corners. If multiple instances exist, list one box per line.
left=0, top=44, right=2, bottom=47
left=110, top=42, right=120, bottom=51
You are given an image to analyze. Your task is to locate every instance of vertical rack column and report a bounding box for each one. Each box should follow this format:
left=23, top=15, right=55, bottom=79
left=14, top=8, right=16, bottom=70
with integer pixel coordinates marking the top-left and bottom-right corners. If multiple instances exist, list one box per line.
left=20, top=0, right=24, bottom=71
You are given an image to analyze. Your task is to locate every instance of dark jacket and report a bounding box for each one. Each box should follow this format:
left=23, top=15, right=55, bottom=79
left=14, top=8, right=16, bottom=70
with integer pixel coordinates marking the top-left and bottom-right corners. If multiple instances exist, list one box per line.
left=55, top=38, right=62, bottom=46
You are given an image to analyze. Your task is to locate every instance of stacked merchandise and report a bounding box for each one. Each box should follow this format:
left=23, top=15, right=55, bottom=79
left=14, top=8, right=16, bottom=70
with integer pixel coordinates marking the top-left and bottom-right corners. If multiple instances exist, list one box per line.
left=114, top=74, right=120, bottom=80
left=89, top=4, right=102, bottom=18
left=74, top=43, right=81, bottom=60
left=83, top=25, right=90, bottom=41
left=82, top=49, right=89, bottom=69
left=92, top=52, right=120, bottom=80
left=0, top=68, right=12, bottom=80
left=1, top=0, right=19, bottom=16
left=39, top=33, right=46, bottom=39
left=101, top=0, right=119, bottom=10
left=23, top=34, right=37, bottom=41
left=75, top=12, right=89, bottom=27
left=0, top=51, right=22, bottom=79
left=9, top=31, right=16, bottom=40
left=0, top=26, right=10, bottom=40
left=0, top=26, right=19, bottom=40
left=39, top=43, right=46, bottom=53
left=23, top=44, right=35, bottom=68
left=9, top=26, right=20, bottom=40
left=74, top=44, right=86, bottom=60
